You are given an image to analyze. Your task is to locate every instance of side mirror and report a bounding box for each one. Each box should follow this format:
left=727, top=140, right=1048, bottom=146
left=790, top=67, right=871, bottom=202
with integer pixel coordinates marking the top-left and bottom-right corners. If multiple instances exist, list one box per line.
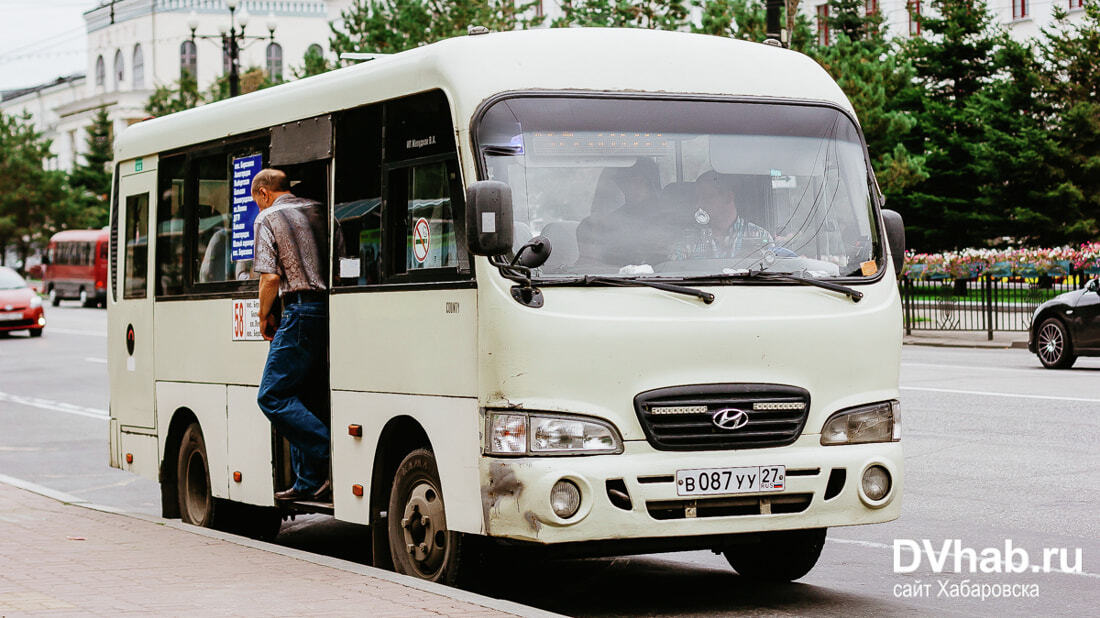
left=1087, top=278, right=1099, bottom=293
left=513, top=235, right=552, bottom=269
left=881, top=209, right=905, bottom=277
left=41, top=254, right=50, bottom=266
left=465, top=180, right=514, bottom=256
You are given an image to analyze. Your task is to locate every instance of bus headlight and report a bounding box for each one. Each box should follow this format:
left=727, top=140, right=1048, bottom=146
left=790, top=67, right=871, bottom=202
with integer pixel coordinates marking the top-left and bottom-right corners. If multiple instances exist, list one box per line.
left=820, top=400, right=900, bottom=445
left=487, top=412, right=623, bottom=455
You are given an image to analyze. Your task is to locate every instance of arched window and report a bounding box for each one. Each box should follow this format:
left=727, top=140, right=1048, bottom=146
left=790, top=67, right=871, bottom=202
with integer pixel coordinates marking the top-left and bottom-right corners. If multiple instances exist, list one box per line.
left=266, top=42, right=283, bottom=81
left=114, top=49, right=125, bottom=89
left=306, top=43, right=323, bottom=58
left=95, top=55, right=106, bottom=87
left=180, top=40, right=197, bottom=79
left=132, top=44, right=145, bottom=88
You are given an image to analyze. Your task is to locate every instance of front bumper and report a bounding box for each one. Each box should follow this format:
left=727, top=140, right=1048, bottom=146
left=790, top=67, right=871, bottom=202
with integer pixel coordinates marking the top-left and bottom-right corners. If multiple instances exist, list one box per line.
left=480, top=436, right=902, bottom=544
left=0, top=308, right=44, bottom=332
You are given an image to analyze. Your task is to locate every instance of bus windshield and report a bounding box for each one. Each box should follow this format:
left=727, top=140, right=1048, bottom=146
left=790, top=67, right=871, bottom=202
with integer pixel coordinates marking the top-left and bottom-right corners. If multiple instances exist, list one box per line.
left=476, top=96, right=882, bottom=280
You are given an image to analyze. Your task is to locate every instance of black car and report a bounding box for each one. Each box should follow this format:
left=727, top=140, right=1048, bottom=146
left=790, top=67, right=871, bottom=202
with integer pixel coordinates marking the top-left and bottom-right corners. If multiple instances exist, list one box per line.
left=1029, top=277, right=1100, bottom=368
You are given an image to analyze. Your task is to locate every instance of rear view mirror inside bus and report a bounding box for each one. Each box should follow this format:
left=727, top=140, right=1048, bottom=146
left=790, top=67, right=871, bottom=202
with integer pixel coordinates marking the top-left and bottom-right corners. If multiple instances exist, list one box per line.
left=465, top=180, right=513, bottom=256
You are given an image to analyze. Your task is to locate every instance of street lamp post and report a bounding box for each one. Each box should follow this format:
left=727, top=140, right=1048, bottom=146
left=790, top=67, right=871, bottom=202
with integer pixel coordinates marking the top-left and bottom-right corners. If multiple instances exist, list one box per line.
left=187, top=0, right=277, bottom=98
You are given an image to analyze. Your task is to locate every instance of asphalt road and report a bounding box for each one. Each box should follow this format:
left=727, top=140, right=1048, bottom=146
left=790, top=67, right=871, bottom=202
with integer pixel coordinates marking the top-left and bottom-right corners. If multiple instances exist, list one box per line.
left=1, top=303, right=1098, bottom=616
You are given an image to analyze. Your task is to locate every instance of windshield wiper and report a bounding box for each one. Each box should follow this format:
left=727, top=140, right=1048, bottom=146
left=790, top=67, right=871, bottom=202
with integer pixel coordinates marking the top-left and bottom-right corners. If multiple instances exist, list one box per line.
left=684, top=270, right=863, bottom=302
left=580, top=275, right=715, bottom=304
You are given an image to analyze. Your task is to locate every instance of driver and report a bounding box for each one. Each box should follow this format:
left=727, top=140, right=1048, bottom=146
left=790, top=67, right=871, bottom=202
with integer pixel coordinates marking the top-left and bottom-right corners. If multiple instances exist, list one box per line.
left=669, top=171, right=773, bottom=260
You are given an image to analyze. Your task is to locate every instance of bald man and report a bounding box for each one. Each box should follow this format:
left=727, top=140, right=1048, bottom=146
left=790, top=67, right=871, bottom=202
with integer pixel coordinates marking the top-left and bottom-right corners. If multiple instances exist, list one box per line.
left=252, top=168, right=336, bottom=502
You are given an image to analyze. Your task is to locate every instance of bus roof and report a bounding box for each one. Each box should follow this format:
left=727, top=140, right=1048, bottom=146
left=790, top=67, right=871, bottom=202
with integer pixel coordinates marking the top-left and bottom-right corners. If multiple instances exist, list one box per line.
left=114, top=28, right=852, bottom=161
left=50, top=229, right=109, bottom=243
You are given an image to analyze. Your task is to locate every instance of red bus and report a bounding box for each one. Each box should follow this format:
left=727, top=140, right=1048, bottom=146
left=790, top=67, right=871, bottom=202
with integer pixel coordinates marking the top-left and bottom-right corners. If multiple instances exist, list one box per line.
left=44, top=229, right=109, bottom=307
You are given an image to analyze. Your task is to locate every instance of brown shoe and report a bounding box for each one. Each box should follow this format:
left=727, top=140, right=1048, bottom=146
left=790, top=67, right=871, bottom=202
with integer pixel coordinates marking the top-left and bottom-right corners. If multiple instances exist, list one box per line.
left=274, top=487, right=310, bottom=502
left=311, top=480, right=332, bottom=502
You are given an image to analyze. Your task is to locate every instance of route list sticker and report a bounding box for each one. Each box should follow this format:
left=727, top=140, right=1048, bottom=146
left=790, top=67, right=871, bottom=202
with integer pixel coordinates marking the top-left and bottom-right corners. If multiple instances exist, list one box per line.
left=231, top=154, right=263, bottom=261
left=232, top=299, right=263, bottom=341
left=413, top=217, right=431, bottom=264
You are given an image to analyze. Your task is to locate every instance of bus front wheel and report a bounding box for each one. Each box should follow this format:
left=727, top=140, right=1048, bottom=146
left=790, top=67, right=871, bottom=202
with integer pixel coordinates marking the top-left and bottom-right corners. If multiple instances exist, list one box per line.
left=387, top=448, right=464, bottom=585
left=177, top=422, right=220, bottom=527
left=48, top=287, right=60, bottom=307
left=723, top=528, right=827, bottom=582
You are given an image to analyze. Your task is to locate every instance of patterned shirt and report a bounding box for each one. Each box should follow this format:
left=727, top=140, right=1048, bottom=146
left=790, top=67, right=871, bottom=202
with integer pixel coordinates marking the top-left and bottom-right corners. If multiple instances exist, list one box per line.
left=254, top=194, right=340, bottom=294
left=668, top=217, right=775, bottom=261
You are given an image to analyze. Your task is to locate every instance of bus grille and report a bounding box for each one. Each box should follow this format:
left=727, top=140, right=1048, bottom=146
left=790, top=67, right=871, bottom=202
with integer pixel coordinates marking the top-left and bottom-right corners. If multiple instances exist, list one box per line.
left=633, top=384, right=810, bottom=451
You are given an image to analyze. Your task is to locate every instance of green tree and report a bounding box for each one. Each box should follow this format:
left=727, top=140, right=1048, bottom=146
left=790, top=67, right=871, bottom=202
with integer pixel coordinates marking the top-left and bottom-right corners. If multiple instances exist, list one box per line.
left=0, top=112, right=73, bottom=271
left=898, top=0, right=1004, bottom=251
left=691, top=0, right=812, bottom=50
left=67, top=106, right=113, bottom=229
left=554, top=0, right=688, bottom=29
left=810, top=7, right=927, bottom=200
left=293, top=45, right=334, bottom=79
left=145, top=70, right=202, bottom=116
left=1031, top=4, right=1100, bottom=243
left=207, top=66, right=280, bottom=102
left=330, top=0, right=541, bottom=59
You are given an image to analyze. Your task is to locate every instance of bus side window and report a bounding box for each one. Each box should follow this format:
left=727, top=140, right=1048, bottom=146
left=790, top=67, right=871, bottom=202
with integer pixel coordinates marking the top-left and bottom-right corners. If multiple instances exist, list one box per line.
left=157, top=156, right=187, bottom=296
left=333, top=103, right=383, bottom=287
left=125, top=194, right=149, bottom=298
left=194, top=153, right=232, bottom=284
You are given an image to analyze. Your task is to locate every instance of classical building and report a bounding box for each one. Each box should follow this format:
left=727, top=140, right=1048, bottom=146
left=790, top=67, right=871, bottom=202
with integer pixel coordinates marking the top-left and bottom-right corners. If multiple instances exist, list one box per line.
left=1, top=0, right=351, bottom=172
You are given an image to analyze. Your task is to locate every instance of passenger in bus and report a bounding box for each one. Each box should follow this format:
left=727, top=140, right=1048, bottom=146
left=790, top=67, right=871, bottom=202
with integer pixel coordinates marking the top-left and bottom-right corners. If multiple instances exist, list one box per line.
left=668, top=171, right=774, bottom=261
left=576, top=158, right=671, bottom=266
left=252, top=168, right=339, bottom=503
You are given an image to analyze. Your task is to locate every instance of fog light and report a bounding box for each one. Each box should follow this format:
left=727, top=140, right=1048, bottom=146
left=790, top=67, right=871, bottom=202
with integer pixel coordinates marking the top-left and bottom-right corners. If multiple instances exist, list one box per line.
left=862, top=465, right=891, bottom=502
left=550, top=479, right=581, bottom=518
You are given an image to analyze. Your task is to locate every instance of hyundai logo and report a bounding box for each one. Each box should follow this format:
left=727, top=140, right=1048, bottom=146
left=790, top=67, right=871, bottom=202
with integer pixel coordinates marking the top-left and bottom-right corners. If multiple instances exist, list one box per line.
left=711, top=408, right=750, bottom=430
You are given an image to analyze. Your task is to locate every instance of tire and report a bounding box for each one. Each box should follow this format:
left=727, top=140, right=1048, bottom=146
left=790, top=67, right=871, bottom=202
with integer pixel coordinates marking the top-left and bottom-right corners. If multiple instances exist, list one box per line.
left=1036, top=318, right=1076, bottom=369
left=29, top=329, right=43, bottom=338
left=48, top=287, right=60, bottom=307
left=177, top=422, right=220, bottom=527
left=723, top=528, right=827, bottom=582
left=79, top=288, right=94, bottom=308
left=387, top=448, right=465, bottom=585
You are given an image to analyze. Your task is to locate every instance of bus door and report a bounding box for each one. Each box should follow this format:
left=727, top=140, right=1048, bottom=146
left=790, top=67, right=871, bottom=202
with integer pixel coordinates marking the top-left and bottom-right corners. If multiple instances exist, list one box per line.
left=110, top=158, right=157, bottom=433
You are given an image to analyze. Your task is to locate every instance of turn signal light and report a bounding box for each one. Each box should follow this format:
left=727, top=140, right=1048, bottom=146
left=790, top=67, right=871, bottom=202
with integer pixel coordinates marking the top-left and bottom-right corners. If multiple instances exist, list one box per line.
left=352, top=484, right=364, bottom=497
left=233, top=471, right=242, bottom=483
left=125, top=453, right=133, bottom=464
left=348, top=424, right=362, bottom=437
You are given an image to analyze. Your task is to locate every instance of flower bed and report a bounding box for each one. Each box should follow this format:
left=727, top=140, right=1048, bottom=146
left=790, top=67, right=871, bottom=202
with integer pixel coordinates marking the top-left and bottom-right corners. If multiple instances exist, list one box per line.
left=903, top=243, right=1100, bottom=280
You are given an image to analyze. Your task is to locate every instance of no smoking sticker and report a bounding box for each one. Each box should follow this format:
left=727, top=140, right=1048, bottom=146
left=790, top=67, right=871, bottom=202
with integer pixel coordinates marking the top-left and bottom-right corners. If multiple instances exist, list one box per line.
left=413, top=217, right=431, bottom=263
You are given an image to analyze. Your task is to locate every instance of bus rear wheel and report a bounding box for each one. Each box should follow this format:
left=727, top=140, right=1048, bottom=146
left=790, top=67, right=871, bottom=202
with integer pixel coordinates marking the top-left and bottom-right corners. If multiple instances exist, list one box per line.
left=48, top=287, right=60, bottom=307
left=79, top=288, right=94, bottom=308
left=387, top=448, right=464, bottom=585
left=723, top=528, right=827, bottom=582
left=177, top=422, right=220, bottom=527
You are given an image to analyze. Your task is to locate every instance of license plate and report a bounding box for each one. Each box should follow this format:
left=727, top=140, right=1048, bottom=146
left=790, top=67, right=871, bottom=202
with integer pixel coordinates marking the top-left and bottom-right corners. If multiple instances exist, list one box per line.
left=0, top=312, right=22, bottom=322
left=675, top=465, right=785, bottom=496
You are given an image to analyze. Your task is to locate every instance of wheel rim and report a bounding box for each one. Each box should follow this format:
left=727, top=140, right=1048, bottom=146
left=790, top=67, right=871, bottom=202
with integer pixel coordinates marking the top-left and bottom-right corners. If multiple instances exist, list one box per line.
left=1038, top=323, right=1063, bottom=364
left=183, top=448, right=210, bottom=524
left=79, top=289, right=87, bottom=304
left=398, top=481, right=448, bottom=577
left=48, top=289, right=56, bottom=302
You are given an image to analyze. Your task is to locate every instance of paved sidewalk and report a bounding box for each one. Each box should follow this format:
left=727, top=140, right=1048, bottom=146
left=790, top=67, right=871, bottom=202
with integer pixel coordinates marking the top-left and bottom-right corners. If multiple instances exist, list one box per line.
left=0, top=480, right=544, bottom=617
left=903, top=330, right=1029, bottom=349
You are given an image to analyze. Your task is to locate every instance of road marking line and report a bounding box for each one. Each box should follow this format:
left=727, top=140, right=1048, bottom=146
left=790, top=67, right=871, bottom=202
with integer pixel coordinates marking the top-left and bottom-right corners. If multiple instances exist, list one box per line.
left=0, top=392, right=108, bottom=420
left=829, top=537, right=1100, bottom=579
left=900, top=386, right=1100, bottom=403
left=84, top=357, right=107, bottom=364
left=902, top=362, right=1041, bottom=374
left=46, top=328, right=107, bottom=338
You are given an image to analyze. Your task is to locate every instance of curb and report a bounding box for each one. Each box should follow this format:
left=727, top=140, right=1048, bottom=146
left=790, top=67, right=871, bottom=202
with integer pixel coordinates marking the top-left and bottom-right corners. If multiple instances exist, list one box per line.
left=0, top=473, right=562, bottom=618
left=902, top=339, right=1028, bottom=350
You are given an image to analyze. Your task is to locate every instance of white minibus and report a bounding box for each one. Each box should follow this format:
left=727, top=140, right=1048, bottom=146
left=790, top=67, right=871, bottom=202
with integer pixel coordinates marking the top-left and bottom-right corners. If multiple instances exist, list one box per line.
left=108, top=27, right=906, bottom=584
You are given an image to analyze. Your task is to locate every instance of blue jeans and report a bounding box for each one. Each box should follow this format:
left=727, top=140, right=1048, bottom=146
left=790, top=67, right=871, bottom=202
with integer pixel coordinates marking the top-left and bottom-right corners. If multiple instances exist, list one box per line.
left=257, top=301, right=330, bottom=493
